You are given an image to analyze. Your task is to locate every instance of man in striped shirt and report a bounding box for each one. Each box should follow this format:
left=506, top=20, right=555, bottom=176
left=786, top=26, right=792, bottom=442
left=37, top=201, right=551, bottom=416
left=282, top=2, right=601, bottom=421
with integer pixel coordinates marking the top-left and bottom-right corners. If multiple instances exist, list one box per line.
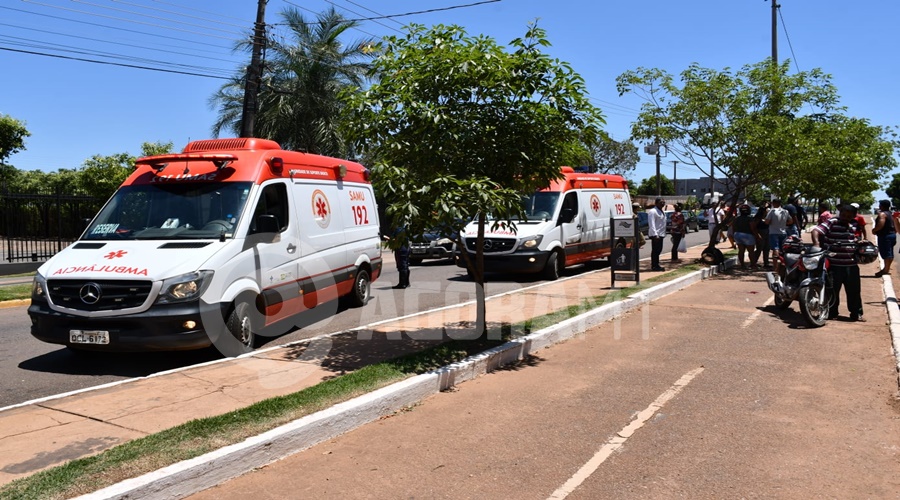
left=811, top=204, right=864, bottom=322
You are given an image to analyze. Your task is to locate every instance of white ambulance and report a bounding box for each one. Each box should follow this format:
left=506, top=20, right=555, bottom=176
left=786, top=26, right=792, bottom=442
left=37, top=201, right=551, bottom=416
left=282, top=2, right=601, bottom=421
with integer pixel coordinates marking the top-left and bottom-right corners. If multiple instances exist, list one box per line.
left=456, top=167, right=634, bottom=280
left=28, top=138, right=382, bottom=354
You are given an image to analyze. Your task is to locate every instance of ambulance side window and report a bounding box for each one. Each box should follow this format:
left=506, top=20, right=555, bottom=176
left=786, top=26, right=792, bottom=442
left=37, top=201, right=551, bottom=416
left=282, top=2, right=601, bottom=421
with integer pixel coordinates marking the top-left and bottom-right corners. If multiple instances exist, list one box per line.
left=559, top=192, right=579, bottom=224
left=249, top=183, right=289, bottom=234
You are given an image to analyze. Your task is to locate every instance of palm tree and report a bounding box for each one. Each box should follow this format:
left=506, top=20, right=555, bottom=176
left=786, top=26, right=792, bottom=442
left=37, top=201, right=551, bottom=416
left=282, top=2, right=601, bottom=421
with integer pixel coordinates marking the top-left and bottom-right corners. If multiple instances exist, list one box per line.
left=209, top=7, right=374, bottom=157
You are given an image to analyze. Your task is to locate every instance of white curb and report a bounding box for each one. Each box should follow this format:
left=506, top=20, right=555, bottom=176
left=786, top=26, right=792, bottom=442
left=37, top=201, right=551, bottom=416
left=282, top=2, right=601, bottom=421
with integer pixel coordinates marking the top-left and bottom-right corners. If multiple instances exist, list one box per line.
left=77, top=258, right=736, bottom=500
left=879, top=274, right=900, bottom=390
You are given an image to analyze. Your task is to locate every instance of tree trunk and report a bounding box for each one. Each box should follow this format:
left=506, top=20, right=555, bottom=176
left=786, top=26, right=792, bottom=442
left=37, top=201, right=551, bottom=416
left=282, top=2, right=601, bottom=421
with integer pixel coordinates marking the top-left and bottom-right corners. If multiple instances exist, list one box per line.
left=475, top=212, right=487, bottom=337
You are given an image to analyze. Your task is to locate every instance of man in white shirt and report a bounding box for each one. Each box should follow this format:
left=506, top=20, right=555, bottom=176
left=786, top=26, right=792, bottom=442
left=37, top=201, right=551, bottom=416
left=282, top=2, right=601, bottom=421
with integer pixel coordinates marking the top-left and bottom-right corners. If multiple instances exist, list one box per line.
left=648, top=197, right=667, bottom=271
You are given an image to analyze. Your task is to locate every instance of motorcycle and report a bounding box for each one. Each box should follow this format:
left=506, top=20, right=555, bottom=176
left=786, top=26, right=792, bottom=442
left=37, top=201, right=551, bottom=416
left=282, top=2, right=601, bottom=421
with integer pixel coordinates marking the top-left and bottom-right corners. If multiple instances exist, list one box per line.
left=764, top=236, right=834, bottom=327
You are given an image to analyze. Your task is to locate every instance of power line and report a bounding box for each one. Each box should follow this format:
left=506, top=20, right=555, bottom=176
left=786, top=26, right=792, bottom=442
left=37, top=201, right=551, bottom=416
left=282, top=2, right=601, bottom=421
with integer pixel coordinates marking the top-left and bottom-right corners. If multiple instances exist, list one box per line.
left=108, top=0, right=250, bottom=30
left=281, top=0, right=380, bottom=39
left=322, top=0, right=404, bottom=35
left=0, top=22, right=241, bottom=64
left=276, top=0, right=502, bottom=25
left=339, top=0, right=405, bottom=27
left=0, top=46, right=234, bottom=79
left=21, top=0, right=244, bottom=41
left=1, top=5, right=237, bottom=49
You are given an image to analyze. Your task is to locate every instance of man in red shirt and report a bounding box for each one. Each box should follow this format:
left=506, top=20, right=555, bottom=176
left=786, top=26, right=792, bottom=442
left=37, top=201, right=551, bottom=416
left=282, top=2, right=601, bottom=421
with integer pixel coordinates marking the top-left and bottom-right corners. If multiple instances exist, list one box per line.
left=850, top=203, right=867, bottom=240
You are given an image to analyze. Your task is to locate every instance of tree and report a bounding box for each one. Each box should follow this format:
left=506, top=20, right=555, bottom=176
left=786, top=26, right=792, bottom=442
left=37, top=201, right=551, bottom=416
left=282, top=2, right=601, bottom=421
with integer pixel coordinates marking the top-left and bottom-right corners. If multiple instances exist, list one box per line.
left=343, top=23, right=604, bottom=336
left=885, top=172, right=900, bottom=208
left=581, top=133, right=639, bottom=175
left=0, top=114, right=31, bottom=188
left=636, top=174, right=674, bottom=196
left=617, top=59, right=895, bottom=244
left=210, top=7, right=374, bottom=157
left=78, top=141, right=174, bottom=200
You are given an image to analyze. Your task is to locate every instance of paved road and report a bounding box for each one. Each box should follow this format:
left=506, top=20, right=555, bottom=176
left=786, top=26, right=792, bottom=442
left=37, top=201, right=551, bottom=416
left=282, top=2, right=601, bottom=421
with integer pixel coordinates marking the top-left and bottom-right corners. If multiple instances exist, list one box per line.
left=0, top=231, right=710, bottom=408
left=190, top=264, right=900, bottom=499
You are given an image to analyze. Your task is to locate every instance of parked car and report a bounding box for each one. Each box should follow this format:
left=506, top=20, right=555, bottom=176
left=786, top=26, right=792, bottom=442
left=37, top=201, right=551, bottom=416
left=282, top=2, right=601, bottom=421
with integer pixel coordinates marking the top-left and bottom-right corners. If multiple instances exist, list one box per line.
left=636, top=211, right=649, bottom=236
left=665, top=210, right=699, bottom=233
left=697, top=211, right=710, bottom=229
left=409, top=226, right=457, bottom=265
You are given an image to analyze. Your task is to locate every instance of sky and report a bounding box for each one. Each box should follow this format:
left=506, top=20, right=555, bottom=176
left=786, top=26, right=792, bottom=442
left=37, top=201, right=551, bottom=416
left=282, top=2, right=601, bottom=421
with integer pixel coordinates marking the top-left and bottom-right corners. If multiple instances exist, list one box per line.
left=2, top=0, right=898, bottom=201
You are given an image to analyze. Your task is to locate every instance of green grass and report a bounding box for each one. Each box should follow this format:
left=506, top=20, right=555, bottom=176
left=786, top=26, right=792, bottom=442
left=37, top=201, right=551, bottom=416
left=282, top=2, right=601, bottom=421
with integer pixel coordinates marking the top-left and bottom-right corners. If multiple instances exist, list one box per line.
left=0, top=259, right=724, bottom=499
left=0, top=284, right=31, bottom=302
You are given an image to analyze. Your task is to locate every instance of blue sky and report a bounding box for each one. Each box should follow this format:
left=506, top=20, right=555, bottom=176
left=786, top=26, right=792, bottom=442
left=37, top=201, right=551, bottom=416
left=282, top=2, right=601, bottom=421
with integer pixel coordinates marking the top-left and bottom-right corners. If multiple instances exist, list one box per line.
left=2, top=0, right=898, bottom=199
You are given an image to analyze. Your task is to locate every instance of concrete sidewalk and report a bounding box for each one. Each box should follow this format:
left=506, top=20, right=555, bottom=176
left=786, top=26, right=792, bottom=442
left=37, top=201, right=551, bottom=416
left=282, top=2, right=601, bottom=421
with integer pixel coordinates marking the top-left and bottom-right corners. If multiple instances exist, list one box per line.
left=0, top=242, right=718, bottom=487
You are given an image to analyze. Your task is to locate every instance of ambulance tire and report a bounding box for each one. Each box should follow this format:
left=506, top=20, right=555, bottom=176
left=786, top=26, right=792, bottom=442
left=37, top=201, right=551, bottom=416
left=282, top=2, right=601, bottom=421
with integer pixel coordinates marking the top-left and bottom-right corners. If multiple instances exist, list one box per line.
left=227, top=300, right=256, bottom=350
left=349, top=268, right=371, bottom=307
left=543, top=250, right=563, bottom=281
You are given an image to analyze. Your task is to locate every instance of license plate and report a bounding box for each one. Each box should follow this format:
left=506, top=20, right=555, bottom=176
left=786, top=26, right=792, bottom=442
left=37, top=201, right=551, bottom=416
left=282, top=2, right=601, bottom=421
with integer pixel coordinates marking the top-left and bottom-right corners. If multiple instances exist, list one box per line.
left=411, top=248, right=426, bottom=254
left=70, top=330, right=110, bottom=345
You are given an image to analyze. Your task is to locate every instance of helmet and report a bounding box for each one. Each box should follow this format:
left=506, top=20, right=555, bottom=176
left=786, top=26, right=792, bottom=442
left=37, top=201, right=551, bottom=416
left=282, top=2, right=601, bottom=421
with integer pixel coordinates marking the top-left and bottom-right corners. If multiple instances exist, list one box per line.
left=857, top=241, right=878, bottom=264
left=782, top=235, right=804, bottom=254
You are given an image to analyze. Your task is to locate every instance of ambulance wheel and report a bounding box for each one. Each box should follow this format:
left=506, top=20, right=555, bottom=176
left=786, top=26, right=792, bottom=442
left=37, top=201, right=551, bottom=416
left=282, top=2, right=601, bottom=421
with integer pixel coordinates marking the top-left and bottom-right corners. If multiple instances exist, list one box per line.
left=349, top=268, right=371, bottom=307
left=227, top=301, right=256, bottom=350
left=543, top=251, right=563, bottom=281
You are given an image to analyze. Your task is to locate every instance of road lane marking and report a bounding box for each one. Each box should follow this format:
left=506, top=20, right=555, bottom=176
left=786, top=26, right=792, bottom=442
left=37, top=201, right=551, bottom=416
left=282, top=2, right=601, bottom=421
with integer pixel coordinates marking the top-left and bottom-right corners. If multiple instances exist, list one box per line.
left=547, top=367, right=705, bottom=500
left=741, top=295, right=775, bottom=329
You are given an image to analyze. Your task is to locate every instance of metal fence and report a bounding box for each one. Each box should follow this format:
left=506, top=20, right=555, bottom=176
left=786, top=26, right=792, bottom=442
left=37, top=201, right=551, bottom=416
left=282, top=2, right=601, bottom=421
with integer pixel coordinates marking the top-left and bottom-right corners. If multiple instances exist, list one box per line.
left=1, top=188, right=103, bottom=262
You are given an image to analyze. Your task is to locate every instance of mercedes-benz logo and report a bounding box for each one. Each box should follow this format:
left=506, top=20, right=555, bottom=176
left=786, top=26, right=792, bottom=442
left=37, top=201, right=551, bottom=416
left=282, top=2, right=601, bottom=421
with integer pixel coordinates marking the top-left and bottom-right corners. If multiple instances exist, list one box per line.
left=483, top=239, right=493, bottom=250
left=79, top=283, right=102, bottom=305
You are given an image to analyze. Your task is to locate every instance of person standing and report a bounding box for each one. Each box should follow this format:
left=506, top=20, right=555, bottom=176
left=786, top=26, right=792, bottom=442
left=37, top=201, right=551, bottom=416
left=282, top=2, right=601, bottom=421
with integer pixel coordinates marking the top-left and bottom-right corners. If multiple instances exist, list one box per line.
left=817, top=202, right=832, bottom=225
left=383, top=226, right=411, bottom=289
left=850, top=202, right=868, bottom=240
left=670, top=203, right=686, bottom=262
left=752, top=201, right=770, bottom=268
left=706, top=204, right=719, bottom=244
left=812, top=204, right=864, bottom=321
left=873, top=199, right=896, bottom=277
left=648, top=197, right=667, bottom=272
left=764, top=198, right=794, bottom=277
left=732, top=204, right=757, bottom=269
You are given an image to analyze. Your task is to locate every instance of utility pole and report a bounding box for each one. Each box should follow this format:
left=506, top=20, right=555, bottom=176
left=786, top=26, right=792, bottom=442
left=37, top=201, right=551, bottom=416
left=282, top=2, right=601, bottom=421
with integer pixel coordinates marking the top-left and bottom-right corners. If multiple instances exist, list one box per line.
left=240, top=0, right=268, bottom=138
left=672, top=160, right=678, bottom=195
left=771, top=0, right=778, bottom=63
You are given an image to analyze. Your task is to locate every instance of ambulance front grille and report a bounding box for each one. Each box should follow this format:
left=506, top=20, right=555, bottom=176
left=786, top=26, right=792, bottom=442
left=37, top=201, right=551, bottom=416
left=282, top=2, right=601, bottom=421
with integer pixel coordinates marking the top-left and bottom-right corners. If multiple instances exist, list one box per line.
left=47, top=279, right=153, bottom=311
left=465, top=238, right=515, bottom=253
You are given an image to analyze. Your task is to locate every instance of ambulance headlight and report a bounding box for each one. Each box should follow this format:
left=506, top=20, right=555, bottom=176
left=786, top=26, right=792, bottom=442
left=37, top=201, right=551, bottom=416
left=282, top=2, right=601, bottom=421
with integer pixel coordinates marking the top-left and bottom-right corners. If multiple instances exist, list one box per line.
left=518, top=235, right=543, bottom=250
left=435, top=237, right=452, bottom=246
left=31, top=274, right=46, bottom=299
left=157, top=271, right=213, bottom=304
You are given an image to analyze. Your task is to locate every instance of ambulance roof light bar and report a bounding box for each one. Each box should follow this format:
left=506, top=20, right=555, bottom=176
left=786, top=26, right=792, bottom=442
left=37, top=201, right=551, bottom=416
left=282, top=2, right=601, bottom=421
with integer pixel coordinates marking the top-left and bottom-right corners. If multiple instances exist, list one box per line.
left=135, top=153, right=238, bottom=172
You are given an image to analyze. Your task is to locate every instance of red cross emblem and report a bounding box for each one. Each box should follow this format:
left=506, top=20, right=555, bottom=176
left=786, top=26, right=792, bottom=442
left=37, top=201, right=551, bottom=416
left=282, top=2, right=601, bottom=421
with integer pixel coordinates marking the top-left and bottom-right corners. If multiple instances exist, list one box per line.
left=315, top=197, right=328, bottom=218
left=104, top=250, right=127, bottom=259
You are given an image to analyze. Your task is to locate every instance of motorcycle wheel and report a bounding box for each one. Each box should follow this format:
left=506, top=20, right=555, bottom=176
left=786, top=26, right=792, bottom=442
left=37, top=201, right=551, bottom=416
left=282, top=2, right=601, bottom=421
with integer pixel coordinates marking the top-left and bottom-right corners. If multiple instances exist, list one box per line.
left=799, top=284, right=828, bottom=328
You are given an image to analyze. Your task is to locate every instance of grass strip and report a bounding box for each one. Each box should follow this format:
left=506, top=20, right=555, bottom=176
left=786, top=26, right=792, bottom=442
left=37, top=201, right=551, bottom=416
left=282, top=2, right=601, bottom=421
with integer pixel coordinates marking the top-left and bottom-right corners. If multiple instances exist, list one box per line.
left=0, top=258, right=724, bottom=499
left=0, top=284, right=31, bottom=302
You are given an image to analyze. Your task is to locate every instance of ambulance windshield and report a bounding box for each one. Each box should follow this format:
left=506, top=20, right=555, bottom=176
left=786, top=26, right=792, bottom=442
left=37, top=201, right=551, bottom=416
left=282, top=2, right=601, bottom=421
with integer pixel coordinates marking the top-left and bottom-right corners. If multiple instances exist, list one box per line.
left=83, top=182, right=253, bottom=240
left=520, top=192, right=560, bottom=221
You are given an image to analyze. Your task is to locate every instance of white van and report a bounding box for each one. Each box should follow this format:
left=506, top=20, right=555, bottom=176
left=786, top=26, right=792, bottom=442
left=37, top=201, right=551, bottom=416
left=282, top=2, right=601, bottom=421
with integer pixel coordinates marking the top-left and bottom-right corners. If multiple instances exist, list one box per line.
left=456, top=167, right=634, bottom=280
left=28, top=138, right=382, bottom=353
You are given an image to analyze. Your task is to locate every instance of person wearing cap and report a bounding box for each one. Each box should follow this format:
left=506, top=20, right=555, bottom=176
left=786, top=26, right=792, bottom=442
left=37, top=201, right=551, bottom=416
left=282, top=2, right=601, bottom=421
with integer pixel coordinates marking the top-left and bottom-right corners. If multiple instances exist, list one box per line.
left=812, top=204, right=864, bottom=321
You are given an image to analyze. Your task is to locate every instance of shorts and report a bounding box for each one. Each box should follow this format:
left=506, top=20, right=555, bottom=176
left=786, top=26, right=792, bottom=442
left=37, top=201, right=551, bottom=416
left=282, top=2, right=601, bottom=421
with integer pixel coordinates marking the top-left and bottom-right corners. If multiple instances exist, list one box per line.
left=769, top=234, right=787, bottom=253
left=735, top=232, right=756, bottom=247
left=878, top=234, right=896, bottom=259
